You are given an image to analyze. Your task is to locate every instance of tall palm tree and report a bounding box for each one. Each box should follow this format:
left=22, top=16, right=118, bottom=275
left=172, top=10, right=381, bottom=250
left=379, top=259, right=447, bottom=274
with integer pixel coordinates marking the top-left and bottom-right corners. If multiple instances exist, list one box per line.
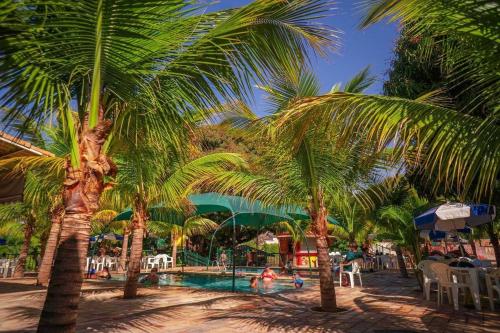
left=209, top=67, right=386, bottom=312
left=277, top=0, right=499, bottom=265
left=1, top=1, right=335, bottom=330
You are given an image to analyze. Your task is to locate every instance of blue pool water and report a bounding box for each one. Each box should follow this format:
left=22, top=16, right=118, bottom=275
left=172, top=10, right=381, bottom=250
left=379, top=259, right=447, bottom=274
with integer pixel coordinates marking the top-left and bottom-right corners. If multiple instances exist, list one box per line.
left=151, top=273, right=307, bottom=294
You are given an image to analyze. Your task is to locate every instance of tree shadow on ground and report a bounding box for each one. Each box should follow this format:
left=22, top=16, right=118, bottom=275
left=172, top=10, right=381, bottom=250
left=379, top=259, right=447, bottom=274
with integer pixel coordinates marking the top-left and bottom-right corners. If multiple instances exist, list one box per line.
left=0, top=280, right=45, bottom=294
left=3, top=272, right=499, bottom=333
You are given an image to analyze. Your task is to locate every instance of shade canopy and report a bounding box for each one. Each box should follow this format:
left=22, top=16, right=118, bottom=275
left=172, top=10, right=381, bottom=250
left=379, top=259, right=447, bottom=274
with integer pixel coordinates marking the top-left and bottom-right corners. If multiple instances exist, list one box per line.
left=415, top=203, right=496, bottom=231
left=90, top=233, right=124, bottom=242
left=114, top=192, right=338, bottom=228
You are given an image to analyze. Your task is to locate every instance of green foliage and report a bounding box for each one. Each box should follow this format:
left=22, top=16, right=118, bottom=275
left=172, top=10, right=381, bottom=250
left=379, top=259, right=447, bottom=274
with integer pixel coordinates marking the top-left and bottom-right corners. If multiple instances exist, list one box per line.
left=330, top=239, right=349, bottom=252
left=359, top=0, right=499, bottom=201
left=375, top=181, right=431, bottom=262
left=0, top=0, right=336, bottom=169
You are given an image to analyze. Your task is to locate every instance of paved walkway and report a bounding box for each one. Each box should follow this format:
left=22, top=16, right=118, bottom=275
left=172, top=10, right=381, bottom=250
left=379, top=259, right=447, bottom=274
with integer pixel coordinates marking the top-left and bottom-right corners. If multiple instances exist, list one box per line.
left=0, top=271, right=498, bottom=332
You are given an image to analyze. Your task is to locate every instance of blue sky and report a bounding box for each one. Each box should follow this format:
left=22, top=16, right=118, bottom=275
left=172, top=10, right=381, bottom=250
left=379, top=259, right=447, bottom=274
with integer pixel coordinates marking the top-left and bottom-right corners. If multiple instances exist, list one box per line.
left=207, top=1, right=400, bottom=115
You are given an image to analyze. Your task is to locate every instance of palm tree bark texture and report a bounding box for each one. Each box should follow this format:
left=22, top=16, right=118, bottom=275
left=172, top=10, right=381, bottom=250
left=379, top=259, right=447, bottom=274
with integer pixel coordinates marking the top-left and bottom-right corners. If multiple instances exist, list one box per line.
left=486, top=222, right=500, bottom=268
left=123, top=197, right=148, bottom=299
left=37, top=205, right=64, bottom=286
left=38, top=111, right=115, bottom=333
left=118, top=227, right=130, bottom=273
left=394, top=245, right=409, bottom=278
left=310, top=198, right=337, bottom=312
left=13, top=215, right=35, bottom=278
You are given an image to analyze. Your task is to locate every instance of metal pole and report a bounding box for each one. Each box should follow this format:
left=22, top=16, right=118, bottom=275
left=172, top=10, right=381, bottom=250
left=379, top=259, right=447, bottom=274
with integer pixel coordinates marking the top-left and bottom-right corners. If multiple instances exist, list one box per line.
left=206, top=217, right=234, bottom=270
left=181, top=219, right=185, bottom=274
left=232, top=215, right=236, bottom=292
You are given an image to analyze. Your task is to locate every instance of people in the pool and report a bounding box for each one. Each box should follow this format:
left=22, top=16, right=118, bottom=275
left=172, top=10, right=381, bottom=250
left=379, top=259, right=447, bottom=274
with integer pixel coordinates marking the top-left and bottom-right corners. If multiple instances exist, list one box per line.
left=249, top=276, right=259, bottom=289
left=292, top=272, right=304, bottom=288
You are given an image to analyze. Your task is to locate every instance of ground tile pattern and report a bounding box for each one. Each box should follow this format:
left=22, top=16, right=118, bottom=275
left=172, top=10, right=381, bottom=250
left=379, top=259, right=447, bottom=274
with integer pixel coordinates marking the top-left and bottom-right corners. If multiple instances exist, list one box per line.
left=0, top=271, right=498, bottom=332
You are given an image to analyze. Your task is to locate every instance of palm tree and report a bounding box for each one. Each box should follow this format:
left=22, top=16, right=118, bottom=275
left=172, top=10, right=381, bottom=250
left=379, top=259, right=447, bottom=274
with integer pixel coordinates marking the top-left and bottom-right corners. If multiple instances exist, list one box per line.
left=0, top=126, right=68, bottom=286
left=329, top=194, right=376, bottom=245
left=91, top=210, right=130, bottom=273
left=149, top=217, right=218, bottom=268
left=209, top=67, right=386, bottom=312
left=105, top=137, right=248, bottom=299
left=277, top=0, right=499, bottom=265
left=376, top=183, right=430, bottom=278
left=0, top=202, right=36, bottom=277
left=281, top=0, right=499, bottom=201
left=0, top=169, right=59, bottom=278
left=1, top=1, right=335, bottom=330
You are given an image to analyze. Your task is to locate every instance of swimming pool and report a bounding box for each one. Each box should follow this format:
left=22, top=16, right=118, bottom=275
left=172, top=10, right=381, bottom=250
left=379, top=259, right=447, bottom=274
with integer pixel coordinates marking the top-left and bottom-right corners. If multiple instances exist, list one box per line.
left=152, top=273, right=307, bottom=294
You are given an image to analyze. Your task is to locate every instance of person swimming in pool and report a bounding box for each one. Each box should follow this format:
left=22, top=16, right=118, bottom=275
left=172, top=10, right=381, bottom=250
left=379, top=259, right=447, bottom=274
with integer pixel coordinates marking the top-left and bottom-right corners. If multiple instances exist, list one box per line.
left=292, top=272, right=303, bottom=288
left=261, top=265, right=277, bottom=289
left=250, top=276, right=259, bottom=289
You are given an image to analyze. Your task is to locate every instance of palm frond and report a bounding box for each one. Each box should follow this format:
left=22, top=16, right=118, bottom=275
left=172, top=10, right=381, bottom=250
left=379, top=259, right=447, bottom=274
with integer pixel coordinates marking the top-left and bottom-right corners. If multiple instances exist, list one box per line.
left=284, top=92, right=500, bottom=200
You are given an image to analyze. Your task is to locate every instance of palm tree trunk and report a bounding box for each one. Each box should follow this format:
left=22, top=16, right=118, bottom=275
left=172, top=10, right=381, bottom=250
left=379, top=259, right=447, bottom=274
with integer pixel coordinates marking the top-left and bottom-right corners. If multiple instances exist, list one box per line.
left=118, top=228, right=129, bottom=273
left=37, top=115, right=114, bottom=333
left=395, top=245, right=408, bottom=278
left=311, top=200, right=337, bottom=312
left=37, top=206, right=64, bottom=286
left=123, top=198, right=147, bottom=299
left=486, top=222, right=500, bottom=267
left=171, top=233, right=178, bottom=268
left=13, top=216, right=35, bottom=278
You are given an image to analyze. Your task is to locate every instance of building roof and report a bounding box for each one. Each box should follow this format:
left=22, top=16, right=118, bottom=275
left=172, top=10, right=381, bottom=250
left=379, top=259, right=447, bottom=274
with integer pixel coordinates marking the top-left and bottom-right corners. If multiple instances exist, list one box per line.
left=0, top=130, right=54, bottom=204
left=0, top=130, right=53, bottom=158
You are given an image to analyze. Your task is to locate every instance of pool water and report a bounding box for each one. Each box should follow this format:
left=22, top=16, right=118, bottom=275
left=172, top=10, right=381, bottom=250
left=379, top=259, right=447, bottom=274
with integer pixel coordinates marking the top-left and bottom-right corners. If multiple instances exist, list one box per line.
left=152, top=273, right=307, bottom=294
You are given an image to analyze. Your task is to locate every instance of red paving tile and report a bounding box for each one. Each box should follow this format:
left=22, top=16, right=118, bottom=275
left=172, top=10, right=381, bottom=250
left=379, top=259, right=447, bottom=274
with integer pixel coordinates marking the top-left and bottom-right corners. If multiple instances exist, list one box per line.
left=0, top=271, right=499, bottom=332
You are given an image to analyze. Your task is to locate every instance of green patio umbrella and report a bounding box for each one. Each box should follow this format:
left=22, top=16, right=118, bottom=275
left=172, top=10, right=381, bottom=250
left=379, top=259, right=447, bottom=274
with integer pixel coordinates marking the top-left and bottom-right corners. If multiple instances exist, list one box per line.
left=114, top=193, right=338, bottom=290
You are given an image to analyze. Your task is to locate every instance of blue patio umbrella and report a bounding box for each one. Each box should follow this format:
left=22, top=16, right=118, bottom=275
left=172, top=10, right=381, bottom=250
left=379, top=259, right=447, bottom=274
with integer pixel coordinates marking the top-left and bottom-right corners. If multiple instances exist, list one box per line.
left=414, top=203, right=496, bottom=231
left=419, top=227, right=471, bottom=241
left=0, top=238, right=6, bottom=245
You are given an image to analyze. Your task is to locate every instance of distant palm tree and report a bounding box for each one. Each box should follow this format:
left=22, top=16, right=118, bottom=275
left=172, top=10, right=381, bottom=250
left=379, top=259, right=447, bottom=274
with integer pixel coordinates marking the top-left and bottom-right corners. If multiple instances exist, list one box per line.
left=0, top=126, right=68, bottom=286
left=376, top=184, right=430, bottom=278
left=1, top=1, right=335, bottom=330
left=149, top=216, right=218, bottom=268
left=0, top=171, right=57, bottom=278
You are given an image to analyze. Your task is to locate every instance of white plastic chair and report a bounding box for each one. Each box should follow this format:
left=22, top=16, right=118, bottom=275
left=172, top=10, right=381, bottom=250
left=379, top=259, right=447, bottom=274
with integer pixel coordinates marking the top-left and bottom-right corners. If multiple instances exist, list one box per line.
left=145, top=256, right=156, bottom=271
left=0, top=259, right=14, bottom=278
left=339, top=259, right=363, bottom=288
left=95, top=256, right=106, bottom=272
left=105, top=257, right=118, bottom=271
left=154, top=254, right=173, bottom=270
left=486, top=269, right=500, bottom=311
left=431, top=262, right=473, bottom=310
left=418, top=260, right=439, bottom=301
left=378, top=255, right=391, bottom=270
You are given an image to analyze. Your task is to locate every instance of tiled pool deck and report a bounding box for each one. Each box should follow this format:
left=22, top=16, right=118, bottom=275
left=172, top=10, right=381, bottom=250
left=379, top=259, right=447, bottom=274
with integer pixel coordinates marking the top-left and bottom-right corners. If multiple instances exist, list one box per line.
left=0, top=271, right=498, bottom=332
